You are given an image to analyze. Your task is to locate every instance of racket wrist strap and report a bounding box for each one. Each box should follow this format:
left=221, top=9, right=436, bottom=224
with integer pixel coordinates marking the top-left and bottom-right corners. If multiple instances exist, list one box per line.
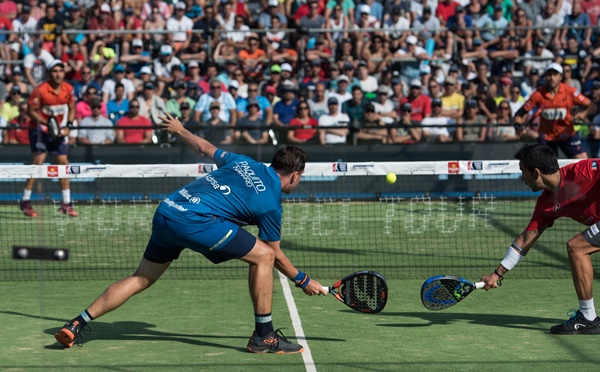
left=291, top=270, right=310, bottom=289
left=500, top=243, right=524, bottom=271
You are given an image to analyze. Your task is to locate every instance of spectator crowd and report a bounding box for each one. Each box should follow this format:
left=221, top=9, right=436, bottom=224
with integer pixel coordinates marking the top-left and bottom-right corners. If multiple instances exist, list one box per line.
left=2, top=0, right=600, bottom=148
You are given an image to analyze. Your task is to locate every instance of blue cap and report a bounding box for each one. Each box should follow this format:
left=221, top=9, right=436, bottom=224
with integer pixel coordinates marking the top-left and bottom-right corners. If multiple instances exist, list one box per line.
left=114, top=65, right=125, bottom=73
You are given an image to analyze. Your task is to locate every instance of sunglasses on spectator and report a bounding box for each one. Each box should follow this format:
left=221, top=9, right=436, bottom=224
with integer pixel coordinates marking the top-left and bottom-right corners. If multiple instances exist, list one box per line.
left=130, top=105, right=140, bottom=108
left=91, top=106, right=101, bottom=109
left=210, top=85, right=221, bottom=89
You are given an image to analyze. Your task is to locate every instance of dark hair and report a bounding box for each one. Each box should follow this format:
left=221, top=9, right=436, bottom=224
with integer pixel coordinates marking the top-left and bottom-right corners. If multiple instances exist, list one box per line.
left=271, top=146, right=309, bottom=175
left=514, top=144, right=559, bottom=175
left=115, top=82, right=124, bottom=90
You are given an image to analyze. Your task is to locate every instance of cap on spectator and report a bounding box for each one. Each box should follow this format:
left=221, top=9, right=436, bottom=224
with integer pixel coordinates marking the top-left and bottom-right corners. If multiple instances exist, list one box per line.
left=466, top=99, right=478, bottom=108
left=210, top=101, right=221, bottom=109
left=493, top=3, right=503, bottom=11
left=282, top=81, right=297, bottom=91
left=311, top=59, right=322, bottom=66
left=330, top=63, right=340, bottom=71
left=535, top=39, right=546, bottom=48
left=13, top=66, right=22, bottom=75
left=47, top=59, right=64, bottom=70
left=410, top=79, right=422, bottom=88
left=268, top=0, right=278, bottom=7
left=406, top=35, right=418, bottom=45
left=22, top=5, right=31, bottom=13
left=228, top=80, right=239, bottom=89
left=420, top=65, right=431, bottom=75
left=46, top=1, right=56, bottom=9
left=176, top=2, right=186, bottom=10
left=188, top=82, right=199, bottom=90
left=499, top=77, right=513, bottom=86
left=456, top=5, right=465, bottom=12
left=139, top=66, right=152, bottom=75
left=247, top=98, right=259, bottom=108
left=337, top=74, right=349, bottom=82
left=180, top=102, right=191, bottom=110
left=343, top=61, right=354, bottom=70
left=391, top=77, right=402, bottom=85
left=327, top=97, right=339, bottom=105
left=530, top=68, right=539, bottom=75
left=423, top=6, right=432, bottom=13
left=100, top=3, right=111, bottom=13
left=114, top=64, right=125, bottom=73
left=449, top=65, right=459, bottom=73
left=473, top=37, right=482, bottom=45
left=125, top=7, right=134, bottom=15
left=391, top=5, right=401, bottom=14
left=592, top=80, right=600, bottom=89
left=432, top=97, right=443, bottom=107
left=265, top=85, right=276, bottom=94
left=445, top=76, right=457, bottom=86
left=144, top=82, right=155, bottom=90
left=359, top=4, right=370, bottom=14
left=160, top=44, right=173, bottom=55
left=377, top=85, right=390, bottom=94
left=271, top=64, right=282, bottom=73
left=401, top=102, right=413, bottom=112
left=132, top=38, right=143, bottom=47
left=365, top=103, right=375, bottom=112
left=174, top=80, right=186, bottom=89
left=187, top=60, right=199, bottom=68
left=545, top=62, right=563, bottom=75
left=358, top=60, right=368, bottom=68
left=10, top=85, right=21, bottom=94
left=281, top=63, right=293, bottom=72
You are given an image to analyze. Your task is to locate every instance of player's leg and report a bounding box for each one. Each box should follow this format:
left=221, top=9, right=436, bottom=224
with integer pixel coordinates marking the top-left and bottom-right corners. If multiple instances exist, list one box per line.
left=19, top=142, right=46, bottom=217
left=550, top=228, right=600, bottom=334
left=54, top=150, right=78, bottom=216
left=561, top=133, right=588, bottom=159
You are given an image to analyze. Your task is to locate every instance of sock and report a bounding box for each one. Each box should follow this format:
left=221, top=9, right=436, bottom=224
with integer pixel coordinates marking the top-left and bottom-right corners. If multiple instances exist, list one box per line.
left=22, top=189, right=32, bottom=201
left=74, top=310, right=94, bottom=327
left=255, top=313, right=273, bottom=337
left=579, top=299, right=597, bottom=321
left=62, top=189, right=71, bottom=204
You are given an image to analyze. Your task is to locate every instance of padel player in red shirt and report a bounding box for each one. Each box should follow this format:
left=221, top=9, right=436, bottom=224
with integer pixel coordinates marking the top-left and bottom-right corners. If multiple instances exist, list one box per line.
left=20, top=59, right=77, bottom=217
left=481, top=144, right=600, bottom=335
left=513, top=63, right=596, bottom=159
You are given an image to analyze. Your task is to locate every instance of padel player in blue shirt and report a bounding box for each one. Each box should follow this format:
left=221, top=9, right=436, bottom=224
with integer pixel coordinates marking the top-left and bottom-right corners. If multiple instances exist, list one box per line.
left=55, top=112, right=326, bottom=353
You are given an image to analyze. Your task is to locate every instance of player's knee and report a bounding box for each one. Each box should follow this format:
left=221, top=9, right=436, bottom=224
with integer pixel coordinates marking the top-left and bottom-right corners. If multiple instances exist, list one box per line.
left=566, top=238, right=584, bottom=257
left=255, top=244, right=275, bottom=265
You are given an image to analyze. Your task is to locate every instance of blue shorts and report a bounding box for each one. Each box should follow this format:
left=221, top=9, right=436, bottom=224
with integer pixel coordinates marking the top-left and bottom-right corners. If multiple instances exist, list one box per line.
left=538, top=133, right=586, bottom=158
left=143, top=212, right=257, bottom=264
left=29, top=129, right=69, bottom=156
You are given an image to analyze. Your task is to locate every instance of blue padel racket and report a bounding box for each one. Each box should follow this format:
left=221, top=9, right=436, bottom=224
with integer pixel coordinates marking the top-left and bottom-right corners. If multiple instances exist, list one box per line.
left=323, top=271, right=388, bottom=313
left=421, top=275, right=484, bottom=311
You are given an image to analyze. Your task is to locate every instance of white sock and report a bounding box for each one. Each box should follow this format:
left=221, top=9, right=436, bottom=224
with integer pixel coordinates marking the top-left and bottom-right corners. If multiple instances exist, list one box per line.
left=579, top=298, right=597, bottom=321
left=22, top=189, right=32, bottom=201
left=62, top=189, right=71, bottom=204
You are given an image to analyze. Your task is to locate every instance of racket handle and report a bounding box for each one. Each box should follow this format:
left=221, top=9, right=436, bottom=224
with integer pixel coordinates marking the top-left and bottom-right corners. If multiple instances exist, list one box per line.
left=322, top=286, right=330, bottom=294
left=475, top=282, right=485, bottom=289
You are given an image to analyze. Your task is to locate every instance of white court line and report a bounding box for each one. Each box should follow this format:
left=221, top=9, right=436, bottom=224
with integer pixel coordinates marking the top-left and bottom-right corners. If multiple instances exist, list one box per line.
left=278, top=271, right=317, bottom=372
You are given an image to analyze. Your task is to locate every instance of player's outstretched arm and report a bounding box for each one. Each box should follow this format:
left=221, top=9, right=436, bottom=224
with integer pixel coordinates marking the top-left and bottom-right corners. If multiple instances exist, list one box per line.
left=157, top=112, right=217, bottom=160
left=264, top=240, right=327, bottom=296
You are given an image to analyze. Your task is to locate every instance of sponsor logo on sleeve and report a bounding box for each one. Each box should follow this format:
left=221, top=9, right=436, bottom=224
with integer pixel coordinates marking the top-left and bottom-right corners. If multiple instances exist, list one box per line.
left=592, top=161, right=597, bottom=170
left=448, top=161, right=460, bottom=174
left=198, top=164, right=214, bottom=173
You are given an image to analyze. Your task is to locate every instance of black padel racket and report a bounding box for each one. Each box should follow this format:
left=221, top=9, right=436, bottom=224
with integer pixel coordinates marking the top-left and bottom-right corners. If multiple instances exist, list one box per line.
left=421, top=275, right=485, bottom=311
left=323, top=271, right=388, bottom=313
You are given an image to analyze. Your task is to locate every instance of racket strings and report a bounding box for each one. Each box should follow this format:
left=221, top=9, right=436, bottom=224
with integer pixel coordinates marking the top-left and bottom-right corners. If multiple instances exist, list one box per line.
left=345, top=276, right=384, bottom=311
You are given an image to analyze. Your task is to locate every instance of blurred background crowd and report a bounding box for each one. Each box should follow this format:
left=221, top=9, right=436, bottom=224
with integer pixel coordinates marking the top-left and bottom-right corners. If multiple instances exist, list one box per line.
left=1, top=0, right=600, bottom=147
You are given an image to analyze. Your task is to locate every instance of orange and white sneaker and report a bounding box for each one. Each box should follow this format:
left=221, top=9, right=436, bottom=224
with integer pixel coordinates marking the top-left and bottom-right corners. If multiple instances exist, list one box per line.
left=247, top=329, right=304, bottom=354
left=19, top=200, right=37, bottom=217
left=54, top=320, right=91, bottom=348
left=59, top=203, right=78, bottom=217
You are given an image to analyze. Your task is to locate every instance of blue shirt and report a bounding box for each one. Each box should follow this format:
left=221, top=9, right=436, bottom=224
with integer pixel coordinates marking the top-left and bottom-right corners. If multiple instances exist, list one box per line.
left=157, top=149, right=283, bottom=241
left=273, top=99, right=300, bottom=125
left=106, top=99, right=129, bottom=125
left=237, top=95, right=271, bottom=118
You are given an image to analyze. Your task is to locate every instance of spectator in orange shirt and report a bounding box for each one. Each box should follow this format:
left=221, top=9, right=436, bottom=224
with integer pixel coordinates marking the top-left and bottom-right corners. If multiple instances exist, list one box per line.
left=238, top=36, right=266, bottom=81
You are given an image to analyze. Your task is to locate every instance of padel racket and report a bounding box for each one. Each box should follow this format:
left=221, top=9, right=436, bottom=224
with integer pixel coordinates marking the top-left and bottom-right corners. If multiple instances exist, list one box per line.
left=323, top=271, right=388, bottom=313
left=421, top=275, right=484, bottom=311
left=47, top=116, right=60, bottom=139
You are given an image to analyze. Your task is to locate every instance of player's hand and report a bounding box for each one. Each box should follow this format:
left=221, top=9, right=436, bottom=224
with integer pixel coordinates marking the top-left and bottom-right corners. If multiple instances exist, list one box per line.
left=156, top=112, right=184, bottom=135
left=302, top=279, right=327, bottom=296
left=573, top=112, right=586, bottom=123
left=480, top=272, right=502, bottom=291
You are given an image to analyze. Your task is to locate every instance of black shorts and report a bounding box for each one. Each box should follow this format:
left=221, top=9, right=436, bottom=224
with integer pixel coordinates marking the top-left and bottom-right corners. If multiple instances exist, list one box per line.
left=143, top=212, right=257, bottom=264
left=538, top=133, right=586, bottom=159
left=583, top=222, right=600, bottom=247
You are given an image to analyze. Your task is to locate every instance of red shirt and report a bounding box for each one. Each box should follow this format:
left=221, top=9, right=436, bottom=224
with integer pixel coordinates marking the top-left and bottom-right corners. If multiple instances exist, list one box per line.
left=8, top=117, right=30, bottom=144
left=528, top=159, right=600, bottom=230
left=401, top=94, right=431, bottom=122
left=289, top=117, right=317, bottom=140
left=582, top=0, right=600, bottom=25
left=521, top=83, right=589, bottom=142
left=436, top=1, right=459, bottom=22
left=27, top=80, right=75, bottom=130
left=116, top=115, right=152, bottom=144
left=61, top=51, right=85, bottom=82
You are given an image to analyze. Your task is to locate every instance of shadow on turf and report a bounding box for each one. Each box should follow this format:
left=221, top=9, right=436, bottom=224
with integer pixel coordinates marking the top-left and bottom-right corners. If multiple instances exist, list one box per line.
left=373, top=311, right=564, bottom=331
left=1, top=310, right=345, bottom=351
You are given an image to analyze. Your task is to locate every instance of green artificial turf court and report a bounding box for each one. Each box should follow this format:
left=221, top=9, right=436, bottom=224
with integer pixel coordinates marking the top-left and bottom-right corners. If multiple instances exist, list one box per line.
left=2, top=278, right=600, bottom=371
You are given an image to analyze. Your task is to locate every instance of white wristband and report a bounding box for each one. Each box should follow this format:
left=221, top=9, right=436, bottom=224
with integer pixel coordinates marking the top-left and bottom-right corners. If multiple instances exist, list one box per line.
left=500, top=245, right=524, bottom=271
